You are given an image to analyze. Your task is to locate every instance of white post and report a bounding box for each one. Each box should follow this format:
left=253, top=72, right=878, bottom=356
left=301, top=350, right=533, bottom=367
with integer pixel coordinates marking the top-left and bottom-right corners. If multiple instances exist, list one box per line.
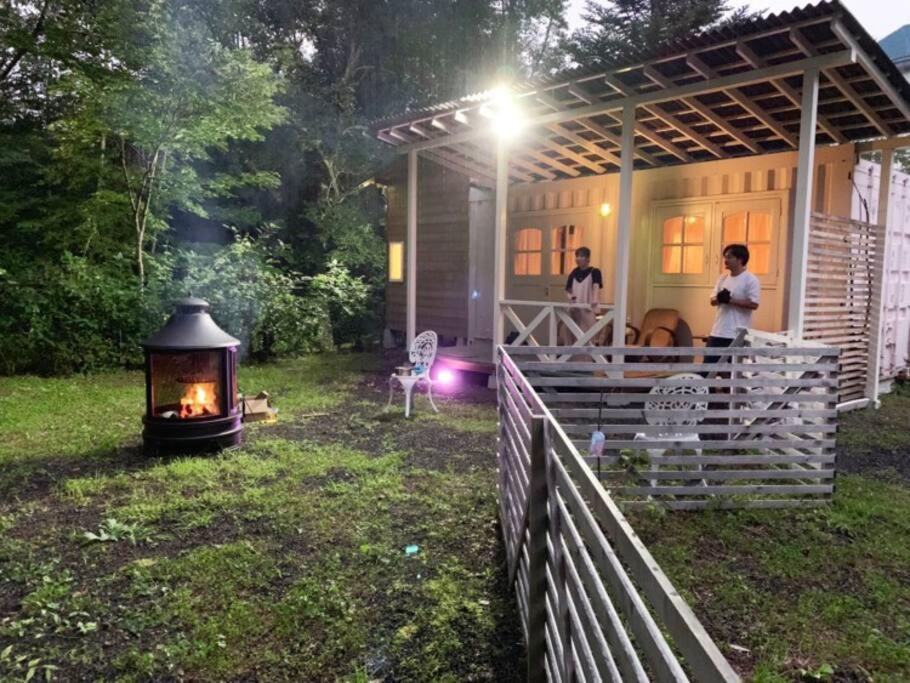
left=866, top=148, right=893, bottom=406
left=406, top=149, right=418, bottom=348
left=787, top=67, right=819, bottom=335
left=493, top=138, right=509, bottom=348
left=612, top=105, right=635, bottom=348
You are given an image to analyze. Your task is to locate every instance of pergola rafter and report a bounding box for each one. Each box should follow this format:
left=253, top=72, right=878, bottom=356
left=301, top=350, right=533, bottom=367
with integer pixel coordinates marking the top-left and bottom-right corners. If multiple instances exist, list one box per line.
left=371, top=3, right=910, bottom=184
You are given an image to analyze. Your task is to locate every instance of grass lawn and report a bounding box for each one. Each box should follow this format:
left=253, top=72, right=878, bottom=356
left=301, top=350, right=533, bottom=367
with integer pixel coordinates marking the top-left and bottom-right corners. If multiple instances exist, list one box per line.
left=0, top=355, right=522, bottom=681
left=3, top=358, right=910, bottom=682
left=630, top=383, right=910, bottom=682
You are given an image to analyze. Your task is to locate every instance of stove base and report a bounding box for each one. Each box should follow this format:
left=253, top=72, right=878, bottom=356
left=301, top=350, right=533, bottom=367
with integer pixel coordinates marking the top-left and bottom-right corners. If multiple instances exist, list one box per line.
left=142, top=413, right=243, bottom=456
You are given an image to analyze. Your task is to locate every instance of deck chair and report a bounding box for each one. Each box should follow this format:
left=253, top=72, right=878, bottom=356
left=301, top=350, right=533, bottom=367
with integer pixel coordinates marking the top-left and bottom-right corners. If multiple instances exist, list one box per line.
left=633, top=372, right=709, bottom=489
left=386, top=330, right=440, bottom=416
left=628, top=308, right=683, bottom=347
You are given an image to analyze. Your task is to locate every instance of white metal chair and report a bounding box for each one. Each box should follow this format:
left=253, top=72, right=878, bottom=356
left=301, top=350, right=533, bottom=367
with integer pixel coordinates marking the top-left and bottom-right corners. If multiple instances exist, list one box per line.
left=633, top=372, right=709, bottom=489
left=386, top=330, right=440, bottom=418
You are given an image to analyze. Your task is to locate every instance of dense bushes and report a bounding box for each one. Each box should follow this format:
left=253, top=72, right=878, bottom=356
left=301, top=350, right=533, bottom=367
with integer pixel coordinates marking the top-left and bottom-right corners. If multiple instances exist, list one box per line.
left=0, top=238, right=378, bottom=376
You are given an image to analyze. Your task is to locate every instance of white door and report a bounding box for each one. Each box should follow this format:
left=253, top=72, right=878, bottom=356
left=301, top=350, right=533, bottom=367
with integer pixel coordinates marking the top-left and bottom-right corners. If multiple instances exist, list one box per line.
left=714, top=198, right=781, bottom=333
left=648, top=202, right=715, bottom=336
left=648, top=197, right=782, bottom=337
left=508, top=213, right=593, bottom=302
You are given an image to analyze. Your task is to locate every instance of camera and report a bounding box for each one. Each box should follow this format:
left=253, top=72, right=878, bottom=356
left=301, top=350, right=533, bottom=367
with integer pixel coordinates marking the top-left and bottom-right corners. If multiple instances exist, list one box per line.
left=716, top=288, right=732, bottom=304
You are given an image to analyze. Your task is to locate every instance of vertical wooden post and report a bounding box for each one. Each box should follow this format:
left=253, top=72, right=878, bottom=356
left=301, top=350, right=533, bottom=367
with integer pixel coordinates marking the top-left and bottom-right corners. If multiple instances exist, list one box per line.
left=787, top=67, right=819, bottom=335
left=547, top=432, right=572, bottom=682
left=613, top=105, right=635, bottom=349
left=494, top=138, right=510, bottom=349
left=866, top=148, right=893, bottom=406
left=526, top=415, right=548, bottom=683
left=406, top=150, right=418, bottom=348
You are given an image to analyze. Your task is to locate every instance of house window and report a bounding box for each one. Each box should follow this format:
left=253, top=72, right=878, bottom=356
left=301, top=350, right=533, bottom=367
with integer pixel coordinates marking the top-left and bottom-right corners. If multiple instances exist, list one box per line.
left=514, top=228, right=542, bottom=276
left=722, top=211, right=772, bottom=275
left=388, top=241, right=404, bottom=282
left=551, top=224, right=583, bottom=276
left=661, top=214, right=705, bottom=274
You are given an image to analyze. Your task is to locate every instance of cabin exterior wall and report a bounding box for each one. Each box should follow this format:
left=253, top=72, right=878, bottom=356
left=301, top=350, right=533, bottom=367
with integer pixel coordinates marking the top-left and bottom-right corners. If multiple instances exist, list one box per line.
left=384, top=144, right=858, bottom=342
left=384, top=156, right=471, bottom=338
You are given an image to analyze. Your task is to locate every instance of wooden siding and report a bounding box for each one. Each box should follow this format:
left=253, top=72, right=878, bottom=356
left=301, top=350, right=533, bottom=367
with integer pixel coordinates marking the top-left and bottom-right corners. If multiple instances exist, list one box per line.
left=804, top=213, right=884, bottom=403
left=385, top=156, right=470, bottom=338
left=386, top=145, right=857, bottom=341
left=507, top=144, right=856, bottom=338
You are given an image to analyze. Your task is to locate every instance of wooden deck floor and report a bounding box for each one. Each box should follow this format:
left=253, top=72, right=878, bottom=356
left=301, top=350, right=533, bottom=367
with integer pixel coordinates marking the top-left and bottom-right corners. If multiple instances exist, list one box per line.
left=437, top=342, right=495, bottom=373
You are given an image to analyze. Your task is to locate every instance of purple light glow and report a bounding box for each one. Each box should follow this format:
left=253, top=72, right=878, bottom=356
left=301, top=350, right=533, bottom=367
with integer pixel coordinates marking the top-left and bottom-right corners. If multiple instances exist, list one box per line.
left=436, top=368, right=457, bottom=386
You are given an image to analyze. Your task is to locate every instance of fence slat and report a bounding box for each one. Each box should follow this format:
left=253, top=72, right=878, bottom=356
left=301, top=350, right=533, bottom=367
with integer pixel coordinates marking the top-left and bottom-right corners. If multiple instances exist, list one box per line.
left=558, top=438, right=741, bottom=682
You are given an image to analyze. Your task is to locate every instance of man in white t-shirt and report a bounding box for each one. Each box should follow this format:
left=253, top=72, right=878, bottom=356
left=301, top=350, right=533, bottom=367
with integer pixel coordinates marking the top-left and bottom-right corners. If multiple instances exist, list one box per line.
left=706, top=244, right=760, bottom=362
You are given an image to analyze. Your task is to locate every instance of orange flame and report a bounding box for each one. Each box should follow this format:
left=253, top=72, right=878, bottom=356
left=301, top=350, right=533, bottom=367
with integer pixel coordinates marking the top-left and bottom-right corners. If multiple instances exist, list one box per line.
left=179, top=382, right=219, bottom=418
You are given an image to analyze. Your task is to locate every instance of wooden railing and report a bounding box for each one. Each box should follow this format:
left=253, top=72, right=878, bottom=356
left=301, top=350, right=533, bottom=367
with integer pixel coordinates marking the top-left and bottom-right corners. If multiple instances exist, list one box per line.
left=497, top=347, right=741, bottom=682
left=500, top=300, right=615, bottom=362
left=507, top=334, right=840, bottom=511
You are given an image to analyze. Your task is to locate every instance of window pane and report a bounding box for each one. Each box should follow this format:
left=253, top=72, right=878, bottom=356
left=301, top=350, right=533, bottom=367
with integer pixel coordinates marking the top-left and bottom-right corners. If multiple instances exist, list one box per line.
left=750, top=244, right=771, bottom=274
left=683, top=246, right=704, bottom=274
left=663, top=217, right=684, bottom=245
left=748, top=212, right=772, bottom=242
left=567, top=225, right=582, bottom=251
left=516, top=228, right=542, bottom=250
left=514, top=253, right=526, bottom=275
left=388, top=242, right=404, bottom=282
left=527, top=253, right=542, bottom=275
left=662, top=246, right=682, bottom=273
left=555, top=251, right=572, bottom=276
left=723, top=212, right=747, bottom=243
left=684, top=215, right=705, bottom=244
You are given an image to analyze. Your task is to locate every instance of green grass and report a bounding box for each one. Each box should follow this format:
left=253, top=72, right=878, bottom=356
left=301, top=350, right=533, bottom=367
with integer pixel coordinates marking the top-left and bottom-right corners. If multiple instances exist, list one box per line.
left=5, top=355, right=910, bottom=681
left=628, top=387, right=910, bottom=681
left=0, top=353, right=521, bottom=681
left=838, top=381, right=910, bottom=454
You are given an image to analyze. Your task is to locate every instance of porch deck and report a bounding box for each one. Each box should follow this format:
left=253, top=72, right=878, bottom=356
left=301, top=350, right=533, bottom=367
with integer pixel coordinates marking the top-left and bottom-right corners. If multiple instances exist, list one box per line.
left=436, top=342, right=495, bottom=373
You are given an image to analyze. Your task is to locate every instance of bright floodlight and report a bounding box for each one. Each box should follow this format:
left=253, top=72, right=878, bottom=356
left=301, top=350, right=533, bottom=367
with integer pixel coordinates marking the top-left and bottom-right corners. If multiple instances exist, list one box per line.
left=599, top=202, right=612, bottom=217
left=489, top=86, right=525, bottom=140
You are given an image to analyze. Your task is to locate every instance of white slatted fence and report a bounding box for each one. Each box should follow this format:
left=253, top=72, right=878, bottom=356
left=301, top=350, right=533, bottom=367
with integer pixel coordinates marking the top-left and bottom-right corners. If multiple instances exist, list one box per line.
left=497, top=348, right=741, bottom=682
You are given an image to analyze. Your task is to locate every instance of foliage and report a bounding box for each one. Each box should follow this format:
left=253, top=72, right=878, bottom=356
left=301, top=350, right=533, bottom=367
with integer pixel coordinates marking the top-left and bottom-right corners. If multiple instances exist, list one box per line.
left=568, top=0, right=760, bottom=67
left=0, top=0, right=576, bottom=375
left=0, top=253, right=165, bottom=375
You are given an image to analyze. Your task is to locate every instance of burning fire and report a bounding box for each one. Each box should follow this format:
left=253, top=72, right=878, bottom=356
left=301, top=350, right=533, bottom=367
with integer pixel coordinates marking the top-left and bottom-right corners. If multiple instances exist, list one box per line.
left=179, top=382, right=219, bottom=418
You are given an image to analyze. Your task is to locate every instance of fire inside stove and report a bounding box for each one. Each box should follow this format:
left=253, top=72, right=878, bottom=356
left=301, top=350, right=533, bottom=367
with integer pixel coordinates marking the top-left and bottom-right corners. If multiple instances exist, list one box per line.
left=149, top=351, right=224, bottom=420
left=179, top=381, right=219, bottom=418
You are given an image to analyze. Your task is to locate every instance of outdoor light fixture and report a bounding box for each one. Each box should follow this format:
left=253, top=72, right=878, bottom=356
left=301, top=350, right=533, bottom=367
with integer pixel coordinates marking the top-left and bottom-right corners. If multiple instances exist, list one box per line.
left=600, top=203, right=612, bottom=217
left=488, top=86, right=526, bottom=140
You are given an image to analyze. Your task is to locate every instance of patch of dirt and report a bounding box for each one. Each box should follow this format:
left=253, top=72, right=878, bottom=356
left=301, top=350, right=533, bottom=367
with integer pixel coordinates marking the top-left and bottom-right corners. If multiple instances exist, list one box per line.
left=836, top=447, right=910, bottom=483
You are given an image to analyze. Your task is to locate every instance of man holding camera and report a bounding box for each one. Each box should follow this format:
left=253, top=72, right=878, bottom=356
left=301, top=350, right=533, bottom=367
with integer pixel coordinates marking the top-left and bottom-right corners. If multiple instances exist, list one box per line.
left=706, top=244, right=760, bottom=361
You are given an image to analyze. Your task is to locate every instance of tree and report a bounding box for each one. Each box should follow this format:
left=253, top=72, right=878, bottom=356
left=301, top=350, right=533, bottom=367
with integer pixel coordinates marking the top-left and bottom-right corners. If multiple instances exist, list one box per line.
left=568, top=0, right=759, bottom=68
left=51, top=1, right=286, bottom=286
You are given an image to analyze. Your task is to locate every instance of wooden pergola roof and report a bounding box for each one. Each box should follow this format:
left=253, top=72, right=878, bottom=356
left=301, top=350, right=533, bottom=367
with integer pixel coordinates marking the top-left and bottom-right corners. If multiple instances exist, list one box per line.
left=370, top=0, right=910, bottom=185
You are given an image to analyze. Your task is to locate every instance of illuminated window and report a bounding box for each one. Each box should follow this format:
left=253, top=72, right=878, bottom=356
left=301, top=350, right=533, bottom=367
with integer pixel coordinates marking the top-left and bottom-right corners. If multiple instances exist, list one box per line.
left=661, top=214, right=705, bottom=274
left=722, top=211, right=772, bottom=275
left=514, top=228, right=542, bottom=276
left=388, top=241, right=404, bottom=282
left=550, top=224, right=583, bottom=276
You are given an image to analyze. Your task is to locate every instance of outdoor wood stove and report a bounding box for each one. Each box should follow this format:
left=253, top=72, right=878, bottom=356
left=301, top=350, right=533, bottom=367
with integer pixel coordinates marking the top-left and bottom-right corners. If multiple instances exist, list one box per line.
left=142, top=297, right=242, bottom=454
